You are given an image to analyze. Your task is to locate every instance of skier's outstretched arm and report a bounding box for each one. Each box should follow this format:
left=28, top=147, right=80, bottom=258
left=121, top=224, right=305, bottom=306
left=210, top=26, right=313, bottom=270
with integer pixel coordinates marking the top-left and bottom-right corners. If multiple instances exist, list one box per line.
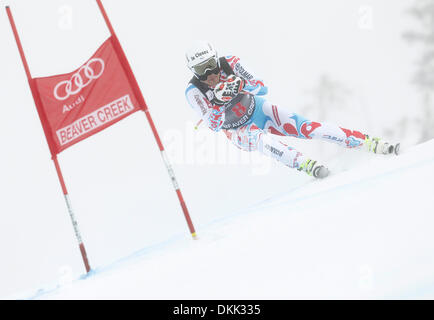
left=185, top=84, right=225, bottom=132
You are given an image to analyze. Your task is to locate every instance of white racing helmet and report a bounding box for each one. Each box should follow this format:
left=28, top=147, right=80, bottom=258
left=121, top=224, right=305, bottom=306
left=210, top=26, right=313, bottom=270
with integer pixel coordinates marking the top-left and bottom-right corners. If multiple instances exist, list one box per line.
left=186, top=41, right=220, bottom=80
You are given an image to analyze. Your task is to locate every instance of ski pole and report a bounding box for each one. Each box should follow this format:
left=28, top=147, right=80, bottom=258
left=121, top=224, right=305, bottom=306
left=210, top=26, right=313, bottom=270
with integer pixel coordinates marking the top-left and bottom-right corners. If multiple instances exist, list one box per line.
left=194, top=119, right=203, bottom=130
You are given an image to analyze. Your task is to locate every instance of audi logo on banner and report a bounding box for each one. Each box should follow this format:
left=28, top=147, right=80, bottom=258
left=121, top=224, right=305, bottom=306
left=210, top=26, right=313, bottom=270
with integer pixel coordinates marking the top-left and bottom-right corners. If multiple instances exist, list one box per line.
left=53, top=58, right=105, bottom=101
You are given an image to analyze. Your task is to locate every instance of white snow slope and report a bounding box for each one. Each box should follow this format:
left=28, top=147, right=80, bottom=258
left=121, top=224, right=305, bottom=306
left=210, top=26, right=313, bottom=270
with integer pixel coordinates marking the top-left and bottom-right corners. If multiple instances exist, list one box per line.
left=11, top=139, right=434, bottom=299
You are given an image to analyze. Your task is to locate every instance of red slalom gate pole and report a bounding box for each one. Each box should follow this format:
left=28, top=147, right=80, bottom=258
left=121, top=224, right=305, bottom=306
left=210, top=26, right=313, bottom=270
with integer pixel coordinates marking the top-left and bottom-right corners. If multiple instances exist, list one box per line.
left=6, top=6, right=92, bottom=273
left=52, top=156, right=91, bottom=273
left=96, top=0, right=197, bottom=239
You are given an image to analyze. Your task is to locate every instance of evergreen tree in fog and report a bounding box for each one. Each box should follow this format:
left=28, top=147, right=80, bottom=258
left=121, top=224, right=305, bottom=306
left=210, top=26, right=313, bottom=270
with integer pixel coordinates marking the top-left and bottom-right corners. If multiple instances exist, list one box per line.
left=403, top=0, right=434, bottom=142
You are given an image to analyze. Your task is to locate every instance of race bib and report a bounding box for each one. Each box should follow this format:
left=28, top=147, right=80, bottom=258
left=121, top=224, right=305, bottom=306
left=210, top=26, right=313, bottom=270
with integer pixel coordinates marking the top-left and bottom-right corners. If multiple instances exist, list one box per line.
left=222, top=93, right=256, bottom=130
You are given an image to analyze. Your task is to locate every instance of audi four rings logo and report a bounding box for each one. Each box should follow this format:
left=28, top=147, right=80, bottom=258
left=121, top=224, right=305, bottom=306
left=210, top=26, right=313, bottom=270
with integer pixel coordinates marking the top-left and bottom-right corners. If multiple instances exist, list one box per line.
left=53, top=58, right=105, bottom=101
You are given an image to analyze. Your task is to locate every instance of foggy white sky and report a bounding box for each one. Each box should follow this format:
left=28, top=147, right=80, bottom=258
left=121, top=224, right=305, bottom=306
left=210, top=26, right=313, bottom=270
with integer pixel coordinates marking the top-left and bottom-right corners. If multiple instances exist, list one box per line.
left=0, top=0, right=421, bottom=298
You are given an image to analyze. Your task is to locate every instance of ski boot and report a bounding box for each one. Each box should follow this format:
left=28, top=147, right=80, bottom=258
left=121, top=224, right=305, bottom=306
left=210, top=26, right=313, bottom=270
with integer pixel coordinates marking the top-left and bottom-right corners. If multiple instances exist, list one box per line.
left=364, top=135, right=400, bottom=155
left=297, top=159, right=329, bottom=179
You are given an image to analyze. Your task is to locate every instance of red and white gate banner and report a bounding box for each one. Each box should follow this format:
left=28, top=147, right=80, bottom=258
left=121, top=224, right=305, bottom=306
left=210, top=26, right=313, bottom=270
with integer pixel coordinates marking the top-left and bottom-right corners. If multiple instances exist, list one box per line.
left=33, top=36, right=141, bottom=154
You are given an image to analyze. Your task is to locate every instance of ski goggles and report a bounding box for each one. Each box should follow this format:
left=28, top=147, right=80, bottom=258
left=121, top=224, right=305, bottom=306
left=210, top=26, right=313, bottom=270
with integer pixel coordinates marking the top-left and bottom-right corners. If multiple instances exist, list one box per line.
left=192, top=57, right=219, bottom=80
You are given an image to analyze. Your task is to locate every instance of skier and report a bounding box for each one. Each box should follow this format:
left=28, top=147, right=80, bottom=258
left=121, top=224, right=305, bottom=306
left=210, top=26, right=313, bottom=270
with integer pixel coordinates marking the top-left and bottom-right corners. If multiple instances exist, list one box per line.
left=185, top=42, right=398, bottom=179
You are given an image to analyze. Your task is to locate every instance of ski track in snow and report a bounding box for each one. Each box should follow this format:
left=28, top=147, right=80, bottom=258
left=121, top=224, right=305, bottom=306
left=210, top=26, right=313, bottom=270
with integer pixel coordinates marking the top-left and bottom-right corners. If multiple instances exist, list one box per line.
left=9, top=140, right=434, bottom=300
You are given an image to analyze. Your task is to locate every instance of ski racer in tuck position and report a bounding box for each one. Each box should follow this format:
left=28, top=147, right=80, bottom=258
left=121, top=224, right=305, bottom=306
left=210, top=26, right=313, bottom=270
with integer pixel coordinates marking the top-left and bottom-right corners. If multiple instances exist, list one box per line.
left=185, top=42, right=399, bottom=179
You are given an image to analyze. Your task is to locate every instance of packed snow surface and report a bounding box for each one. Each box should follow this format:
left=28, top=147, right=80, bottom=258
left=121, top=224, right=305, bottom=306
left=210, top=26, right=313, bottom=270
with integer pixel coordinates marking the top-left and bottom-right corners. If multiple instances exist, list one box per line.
left=11, top=140, right=434, bottom=299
